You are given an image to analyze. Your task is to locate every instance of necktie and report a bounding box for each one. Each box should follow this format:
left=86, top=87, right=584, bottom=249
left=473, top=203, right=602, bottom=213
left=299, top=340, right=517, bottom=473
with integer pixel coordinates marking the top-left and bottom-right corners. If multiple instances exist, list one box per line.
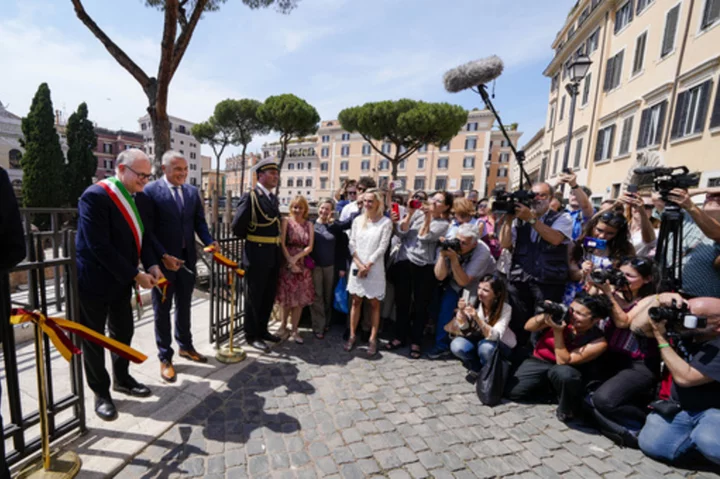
left=172, top=186, right=184, bottom=213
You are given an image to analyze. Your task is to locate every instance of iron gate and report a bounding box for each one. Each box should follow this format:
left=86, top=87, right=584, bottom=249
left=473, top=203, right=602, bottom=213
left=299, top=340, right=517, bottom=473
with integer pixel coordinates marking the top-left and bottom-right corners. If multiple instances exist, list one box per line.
left=1, top=211, right=86, bottom=468
left=207, top=223, right=245, bottom=348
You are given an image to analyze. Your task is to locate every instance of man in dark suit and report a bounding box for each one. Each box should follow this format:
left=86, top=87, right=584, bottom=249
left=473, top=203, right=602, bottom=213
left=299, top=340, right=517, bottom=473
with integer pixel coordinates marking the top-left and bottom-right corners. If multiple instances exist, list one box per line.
left=143, top=150, right=217, bottom=383
left=1, top=166, right=25, bottom=479
left=231, top=158, right=283, bottom=352
left=76, top=149, right=159, bottom=421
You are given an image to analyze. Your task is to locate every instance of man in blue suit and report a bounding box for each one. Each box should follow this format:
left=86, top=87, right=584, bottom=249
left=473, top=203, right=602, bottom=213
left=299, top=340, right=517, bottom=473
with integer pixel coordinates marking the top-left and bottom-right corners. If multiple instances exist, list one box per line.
left=76, top=149, right=159, bottom=421
left=143, top=150, right=216, bottom=383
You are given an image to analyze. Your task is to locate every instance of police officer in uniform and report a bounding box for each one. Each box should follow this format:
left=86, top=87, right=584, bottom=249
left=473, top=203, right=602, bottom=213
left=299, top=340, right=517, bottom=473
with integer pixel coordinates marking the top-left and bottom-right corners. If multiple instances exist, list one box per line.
left=231, top=158, right=283, bottom=351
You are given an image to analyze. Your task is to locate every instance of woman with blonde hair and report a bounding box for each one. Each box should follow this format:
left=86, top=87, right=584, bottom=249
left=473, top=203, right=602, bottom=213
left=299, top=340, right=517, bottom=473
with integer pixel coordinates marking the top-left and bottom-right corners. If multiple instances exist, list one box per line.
left=276, top=195, right=315, bottom=344
left=345, top=188, right=393, bottom=356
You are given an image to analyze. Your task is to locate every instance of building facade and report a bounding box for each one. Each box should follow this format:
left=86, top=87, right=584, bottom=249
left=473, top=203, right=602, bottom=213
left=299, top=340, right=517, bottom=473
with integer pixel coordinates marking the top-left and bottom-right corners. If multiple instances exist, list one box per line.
left=542, top=0, right=720, bottom=203
left=225, top=153, right=260, bottom=197
left=486, top=129, right=524, bottom=195
left=138, top=114, right=202, bottom=186
left=511, top=127, right=547, bottom=190
left=0, top=101, right=24, bottom=195
left=93, top=127, right=144, bottom=181
left=260, top=109, right=507, bottom=205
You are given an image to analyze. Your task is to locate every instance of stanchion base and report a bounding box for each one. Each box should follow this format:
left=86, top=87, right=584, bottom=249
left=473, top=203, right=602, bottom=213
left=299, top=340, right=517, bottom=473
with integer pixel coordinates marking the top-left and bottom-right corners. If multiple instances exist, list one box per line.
left=216, top=346, right=246, bottom=363
left=16, top=450, right=81, bottom=479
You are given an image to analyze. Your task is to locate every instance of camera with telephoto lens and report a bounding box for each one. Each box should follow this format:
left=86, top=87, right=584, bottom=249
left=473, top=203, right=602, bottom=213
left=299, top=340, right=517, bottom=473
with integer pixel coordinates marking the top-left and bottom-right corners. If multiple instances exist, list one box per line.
left=635, top=166, right=700, bottom=203
left=491, top=188, right=537, bottom=214
left=536, top=301, right=570, bottom=325
left=439, top=238, right=462, bottom=253
left=649, top=301, right=708, bottom=330
left=590, top=268, right=628, bottom=288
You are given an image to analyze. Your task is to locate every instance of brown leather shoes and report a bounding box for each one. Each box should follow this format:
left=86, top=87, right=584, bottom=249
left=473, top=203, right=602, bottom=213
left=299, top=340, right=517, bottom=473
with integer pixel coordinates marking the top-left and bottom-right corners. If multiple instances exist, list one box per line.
left=179, top=349, right=208, bottom=363
left=160, top=360, right=176, bottom=383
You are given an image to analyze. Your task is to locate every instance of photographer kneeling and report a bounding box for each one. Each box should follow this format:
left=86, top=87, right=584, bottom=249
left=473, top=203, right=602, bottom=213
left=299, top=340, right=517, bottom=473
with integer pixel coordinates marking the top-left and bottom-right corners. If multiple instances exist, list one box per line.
left=428, top=223, right=495, bottom=359
left=633, top=295, right=720, bottom=466
left=505, top=293, right=611, bottom=423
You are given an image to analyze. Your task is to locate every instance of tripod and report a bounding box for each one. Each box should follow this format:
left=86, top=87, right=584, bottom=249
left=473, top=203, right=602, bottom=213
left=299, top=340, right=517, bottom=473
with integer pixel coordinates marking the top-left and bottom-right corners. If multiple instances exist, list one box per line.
left=655, top=202, right=685, bottom=293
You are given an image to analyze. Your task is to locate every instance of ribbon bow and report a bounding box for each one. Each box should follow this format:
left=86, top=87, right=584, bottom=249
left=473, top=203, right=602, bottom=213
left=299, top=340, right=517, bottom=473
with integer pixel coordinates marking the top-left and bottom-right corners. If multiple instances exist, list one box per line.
left=10, top=309, right=148, bottom=364
left=204, top=245, right=245, bottom=279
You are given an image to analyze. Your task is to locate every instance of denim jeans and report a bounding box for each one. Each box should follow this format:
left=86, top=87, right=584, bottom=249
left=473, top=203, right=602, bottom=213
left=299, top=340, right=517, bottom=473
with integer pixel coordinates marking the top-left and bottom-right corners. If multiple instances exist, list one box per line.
left=450, top=337, right=511, bottom=371
left=433, top=288, right=461, bottom=351
left=639, top=409, right=720, bottom=465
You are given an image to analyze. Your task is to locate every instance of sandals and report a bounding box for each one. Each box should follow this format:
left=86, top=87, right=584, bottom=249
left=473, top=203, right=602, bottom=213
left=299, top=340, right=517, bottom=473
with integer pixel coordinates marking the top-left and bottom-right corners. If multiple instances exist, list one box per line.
left=290, top=332, right=304, bottom=344
left=385, top=339, right=405, bottom=351
left=344, top=336, right=357, bottom=352
left=314, top=333, right=325, bottom=340
left=409, top=345, right=421, bottom=359
left=367, top=341, right=377, bottom=357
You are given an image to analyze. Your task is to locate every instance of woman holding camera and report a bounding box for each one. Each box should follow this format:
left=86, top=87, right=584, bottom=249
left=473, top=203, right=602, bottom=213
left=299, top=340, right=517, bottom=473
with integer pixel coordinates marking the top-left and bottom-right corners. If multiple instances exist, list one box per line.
left=449, top=275, right=515, bottom=376
left=387, top=191, right=453, bottom=359
left=345, top=189, right=393, bottom=356
left=563, top=211, right=635, bottom=304
left=589, top=257, right=660, bottom=440
left=505, top=293, right=611, bottom=422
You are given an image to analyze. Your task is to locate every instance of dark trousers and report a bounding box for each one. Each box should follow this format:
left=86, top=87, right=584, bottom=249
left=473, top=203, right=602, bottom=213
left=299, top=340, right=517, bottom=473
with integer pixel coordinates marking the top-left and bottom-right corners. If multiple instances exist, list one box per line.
left=592, top=358, right=657, bottom=426
left=152, top=260, right=194, bottom=362
left=507, top=279, right=566, bottom=347
left=1, top=275, right=11, bottom=479
left=391, top=261, right=436, bottom=347
left=78, top=291, right=134, bottom=398
left=243, top=261, right=279, bottom=342
left=505, top=357, right=586, bottom=417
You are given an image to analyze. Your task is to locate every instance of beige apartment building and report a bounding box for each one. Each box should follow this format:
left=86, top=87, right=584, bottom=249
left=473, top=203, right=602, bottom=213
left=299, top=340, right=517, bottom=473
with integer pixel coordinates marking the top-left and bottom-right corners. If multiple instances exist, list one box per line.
left=225, top=152, right=260, bottom=197
left=511, top=127, right=547, bottom=190
left=260, top=109, right=510, bottom=205
left=487, top=129, right=524, bottom=195
left=538, top=0, right=720, bottom=203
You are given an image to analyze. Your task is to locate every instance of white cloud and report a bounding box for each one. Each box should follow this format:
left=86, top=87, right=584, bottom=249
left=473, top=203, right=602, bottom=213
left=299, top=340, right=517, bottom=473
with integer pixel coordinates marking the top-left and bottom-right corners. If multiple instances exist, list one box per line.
left=280, top=25, right=338, bottom=53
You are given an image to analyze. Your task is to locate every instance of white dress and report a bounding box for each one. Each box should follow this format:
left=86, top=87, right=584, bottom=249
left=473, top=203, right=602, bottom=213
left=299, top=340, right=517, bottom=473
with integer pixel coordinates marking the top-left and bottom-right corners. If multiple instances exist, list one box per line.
left=347, top=215, right=393, bottom=300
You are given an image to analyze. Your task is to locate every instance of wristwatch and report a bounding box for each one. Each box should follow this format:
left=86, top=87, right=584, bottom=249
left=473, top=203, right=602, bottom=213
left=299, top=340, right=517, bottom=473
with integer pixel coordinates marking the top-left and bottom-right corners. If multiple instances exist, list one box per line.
left=570, top=184, right=580, bottom=189
left=527, top=217, right=537, bottom=226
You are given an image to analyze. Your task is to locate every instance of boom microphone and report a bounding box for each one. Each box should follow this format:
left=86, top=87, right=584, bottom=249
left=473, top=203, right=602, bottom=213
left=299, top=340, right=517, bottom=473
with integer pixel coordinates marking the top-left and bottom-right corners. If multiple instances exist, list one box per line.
left=444, top=56, right=504, bottom=93
left=633, top=166, right=662, bottom=175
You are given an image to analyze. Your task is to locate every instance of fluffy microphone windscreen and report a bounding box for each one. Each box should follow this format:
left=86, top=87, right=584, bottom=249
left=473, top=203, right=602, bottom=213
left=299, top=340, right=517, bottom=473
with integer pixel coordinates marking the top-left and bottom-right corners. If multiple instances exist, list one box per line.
left=443, top=55, right=505, bottom=93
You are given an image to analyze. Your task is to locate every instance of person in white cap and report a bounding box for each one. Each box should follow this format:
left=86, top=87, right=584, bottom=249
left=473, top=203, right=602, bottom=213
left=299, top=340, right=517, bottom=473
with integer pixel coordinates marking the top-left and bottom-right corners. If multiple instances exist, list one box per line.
left=231, top=157, right=283, bottom=352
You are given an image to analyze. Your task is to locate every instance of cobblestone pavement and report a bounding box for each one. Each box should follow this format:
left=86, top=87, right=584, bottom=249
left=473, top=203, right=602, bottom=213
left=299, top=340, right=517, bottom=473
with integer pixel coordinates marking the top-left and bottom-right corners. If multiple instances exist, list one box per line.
left=119, top=329, right=720, bottom=478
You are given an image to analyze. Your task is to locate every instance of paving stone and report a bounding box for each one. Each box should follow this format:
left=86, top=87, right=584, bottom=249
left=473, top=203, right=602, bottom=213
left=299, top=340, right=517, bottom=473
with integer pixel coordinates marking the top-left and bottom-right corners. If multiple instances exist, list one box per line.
left=207, top=455, right=225, bottom=474
left=357, top=458, right=381, bottom=475
left=339, top=462, right=365, bottom=479
left=417, top=451, right=444, bottom=470
left=248, top=455, right=270, bottom=476
left=309, top=441, right=331, bottom=459
left=375, top=449, right=402, bottom=470
left=316, top=456, right=338, bottom=476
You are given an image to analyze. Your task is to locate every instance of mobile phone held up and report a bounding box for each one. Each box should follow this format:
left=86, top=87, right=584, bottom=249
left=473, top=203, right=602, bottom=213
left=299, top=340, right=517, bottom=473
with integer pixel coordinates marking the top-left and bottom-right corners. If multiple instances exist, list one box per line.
left=409, top=199, right=423, bottom=209
left=391, top=202, right=400, bottom=217
left=583, top=237, right=607, bottom=251
left=627, top=184, right=639, bottom=195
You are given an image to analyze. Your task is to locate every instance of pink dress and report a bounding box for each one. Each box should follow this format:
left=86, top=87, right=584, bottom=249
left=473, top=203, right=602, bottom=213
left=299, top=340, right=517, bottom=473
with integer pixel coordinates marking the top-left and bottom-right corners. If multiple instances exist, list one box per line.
left=276, top=219, right=315, bottom=308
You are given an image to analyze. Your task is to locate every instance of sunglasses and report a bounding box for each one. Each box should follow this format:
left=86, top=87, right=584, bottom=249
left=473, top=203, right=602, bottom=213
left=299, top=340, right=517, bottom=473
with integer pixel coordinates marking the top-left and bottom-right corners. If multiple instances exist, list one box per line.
left=599, top=212, right=627, bottom=227
left=347, top=191, right=358, bottom=196
left=413, top=194, right=427, bottom=200
left=357, top=187, right=367, bottom=193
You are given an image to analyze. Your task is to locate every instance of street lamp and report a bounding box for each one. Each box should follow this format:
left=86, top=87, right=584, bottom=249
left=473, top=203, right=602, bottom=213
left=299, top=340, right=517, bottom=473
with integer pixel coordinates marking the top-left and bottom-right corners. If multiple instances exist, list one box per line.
left=560, top=54, right=592, bottom=192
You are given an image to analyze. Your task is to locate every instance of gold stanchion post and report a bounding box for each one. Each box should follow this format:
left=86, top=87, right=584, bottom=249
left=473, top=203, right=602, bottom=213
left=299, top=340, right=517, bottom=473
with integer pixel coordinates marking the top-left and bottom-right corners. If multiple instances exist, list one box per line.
left=215, top=273, right=246, bottom=363
left=16, top=324, right=81, bottom=479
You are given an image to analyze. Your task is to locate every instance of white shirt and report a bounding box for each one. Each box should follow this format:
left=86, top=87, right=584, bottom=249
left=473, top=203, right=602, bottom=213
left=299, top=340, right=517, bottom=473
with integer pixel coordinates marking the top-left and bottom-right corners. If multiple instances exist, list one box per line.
left=477, top=302, right=516, bottom=348
left=256, top=182, right=273, bottom=198
left=340, top=201, right=361, bottom=222
left=163, top=176, right=184, bottom=207
left=511, top=210, right=573, bottom=244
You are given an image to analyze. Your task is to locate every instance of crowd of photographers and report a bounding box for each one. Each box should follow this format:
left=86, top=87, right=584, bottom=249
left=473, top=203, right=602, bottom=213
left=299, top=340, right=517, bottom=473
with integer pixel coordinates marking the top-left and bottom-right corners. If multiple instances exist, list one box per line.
left=313, top=170, right=720, bottom=469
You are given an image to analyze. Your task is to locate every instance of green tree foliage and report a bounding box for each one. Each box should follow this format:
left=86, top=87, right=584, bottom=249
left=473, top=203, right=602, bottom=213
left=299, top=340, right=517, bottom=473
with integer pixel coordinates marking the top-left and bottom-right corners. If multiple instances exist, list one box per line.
left=216, top=98, right=269, bottom=195
left=72, top=0, right=298, bottom=174
left=339, top=100, right=468, bottom=180
left=257, top=94, right=320, bottom=188
left=20, top=83, right=66, bottom=213
left=64, top=102, right=98, bottom=207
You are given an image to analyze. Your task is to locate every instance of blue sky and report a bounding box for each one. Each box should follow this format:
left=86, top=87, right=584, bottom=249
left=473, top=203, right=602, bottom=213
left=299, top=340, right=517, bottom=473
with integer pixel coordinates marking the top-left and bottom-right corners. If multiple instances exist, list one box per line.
left=1, top=0, right=575, bottom=165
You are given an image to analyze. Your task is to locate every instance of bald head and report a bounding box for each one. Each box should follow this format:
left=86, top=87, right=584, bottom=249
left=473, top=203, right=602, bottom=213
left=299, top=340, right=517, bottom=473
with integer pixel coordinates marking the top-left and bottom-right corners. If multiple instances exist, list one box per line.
left=689, top=297, right=720, bottom=334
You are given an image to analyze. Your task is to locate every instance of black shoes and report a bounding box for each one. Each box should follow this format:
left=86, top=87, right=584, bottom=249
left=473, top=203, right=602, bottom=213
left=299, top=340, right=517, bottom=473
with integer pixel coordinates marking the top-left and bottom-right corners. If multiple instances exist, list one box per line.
left=113, top=377, right=152, bottom=397
left=95, top=396, right=118, bottom=421
left=262, top=333, right=281, bottom=343
left=250, top=339, right=270, bottom=352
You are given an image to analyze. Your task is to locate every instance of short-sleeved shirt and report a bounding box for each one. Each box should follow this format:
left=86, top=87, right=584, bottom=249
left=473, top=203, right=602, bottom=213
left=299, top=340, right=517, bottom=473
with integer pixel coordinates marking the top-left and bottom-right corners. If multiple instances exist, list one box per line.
left=671, top=337, right=720, bottom=411
left=444, top=240, right=495, bottom=294
left=512, top=210, right=574, bottom=244
left=568, top=208, right=593, bottom=241
left=682, top=238, right=720, bottom=298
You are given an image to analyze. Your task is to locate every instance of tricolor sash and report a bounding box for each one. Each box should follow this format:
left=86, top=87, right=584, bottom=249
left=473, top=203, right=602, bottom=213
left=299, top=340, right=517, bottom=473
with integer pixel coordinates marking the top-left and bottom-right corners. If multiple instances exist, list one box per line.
left=98, top=177, right=144, bottom=256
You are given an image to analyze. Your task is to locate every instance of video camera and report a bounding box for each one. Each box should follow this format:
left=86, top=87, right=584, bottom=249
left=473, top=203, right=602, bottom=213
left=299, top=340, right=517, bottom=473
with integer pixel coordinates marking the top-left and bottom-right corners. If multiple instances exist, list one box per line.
left=633, top=166, right=699, bottom=204
left=649, top=300, right=707, bottom=330
left=439, top=238, right=462, bottom=253
left=590, top=268, right=628, bottom=288
left=491, top=188, right=536, bottom=215
left=535, top=301, right=569, bottom=326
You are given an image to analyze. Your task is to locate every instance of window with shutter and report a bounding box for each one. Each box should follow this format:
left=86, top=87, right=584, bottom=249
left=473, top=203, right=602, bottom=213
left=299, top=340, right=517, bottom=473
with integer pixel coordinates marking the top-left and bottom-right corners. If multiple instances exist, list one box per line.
left=637, top=108, right=651, bottom=149
left=553, top=150, right=560, bottom=174
left=596, top=125, right=616, bottom=161
left=702, top=0, right=720, bottom=29
left=662, top=5, right=680, bottom=57
left=619, top=116, right=634, bottom=155
left=574, top=138, right=583, bottom=168
left=613, top=51, right=624, bottom=88
left=633, top=32, right=647, bottom=75
left=582, top=73, right=592, bottom=105
left=710, top=81, right=720, bottom=129
left=560, top=96, right=566, bottom=121
left=604, top=57, right=615, bottom=91
left=672, top=80, right=714, bottom=138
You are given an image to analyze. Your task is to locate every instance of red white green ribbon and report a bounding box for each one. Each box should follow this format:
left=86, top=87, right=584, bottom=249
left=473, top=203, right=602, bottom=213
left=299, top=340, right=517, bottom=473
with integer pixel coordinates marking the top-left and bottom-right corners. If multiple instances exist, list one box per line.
left=98, top=177, right=144, bottom=256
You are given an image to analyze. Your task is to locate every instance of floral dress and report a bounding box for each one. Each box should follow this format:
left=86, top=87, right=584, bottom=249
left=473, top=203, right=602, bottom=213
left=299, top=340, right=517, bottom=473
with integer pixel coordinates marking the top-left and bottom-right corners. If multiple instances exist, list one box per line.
left=276, top=219, right=315, bottom=308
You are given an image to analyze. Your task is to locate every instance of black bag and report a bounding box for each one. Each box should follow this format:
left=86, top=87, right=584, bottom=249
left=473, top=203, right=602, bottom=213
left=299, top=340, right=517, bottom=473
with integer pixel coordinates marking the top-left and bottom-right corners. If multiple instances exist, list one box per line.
left=475, top=344, right=511, bottom=406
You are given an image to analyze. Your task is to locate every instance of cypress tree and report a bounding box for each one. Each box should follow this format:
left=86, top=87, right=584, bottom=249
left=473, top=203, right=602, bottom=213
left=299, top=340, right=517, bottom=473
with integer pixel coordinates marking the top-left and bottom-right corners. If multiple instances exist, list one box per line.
left=20, top=83, right=66, bottom=215
left=65, top=102, right=98, bottom=207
